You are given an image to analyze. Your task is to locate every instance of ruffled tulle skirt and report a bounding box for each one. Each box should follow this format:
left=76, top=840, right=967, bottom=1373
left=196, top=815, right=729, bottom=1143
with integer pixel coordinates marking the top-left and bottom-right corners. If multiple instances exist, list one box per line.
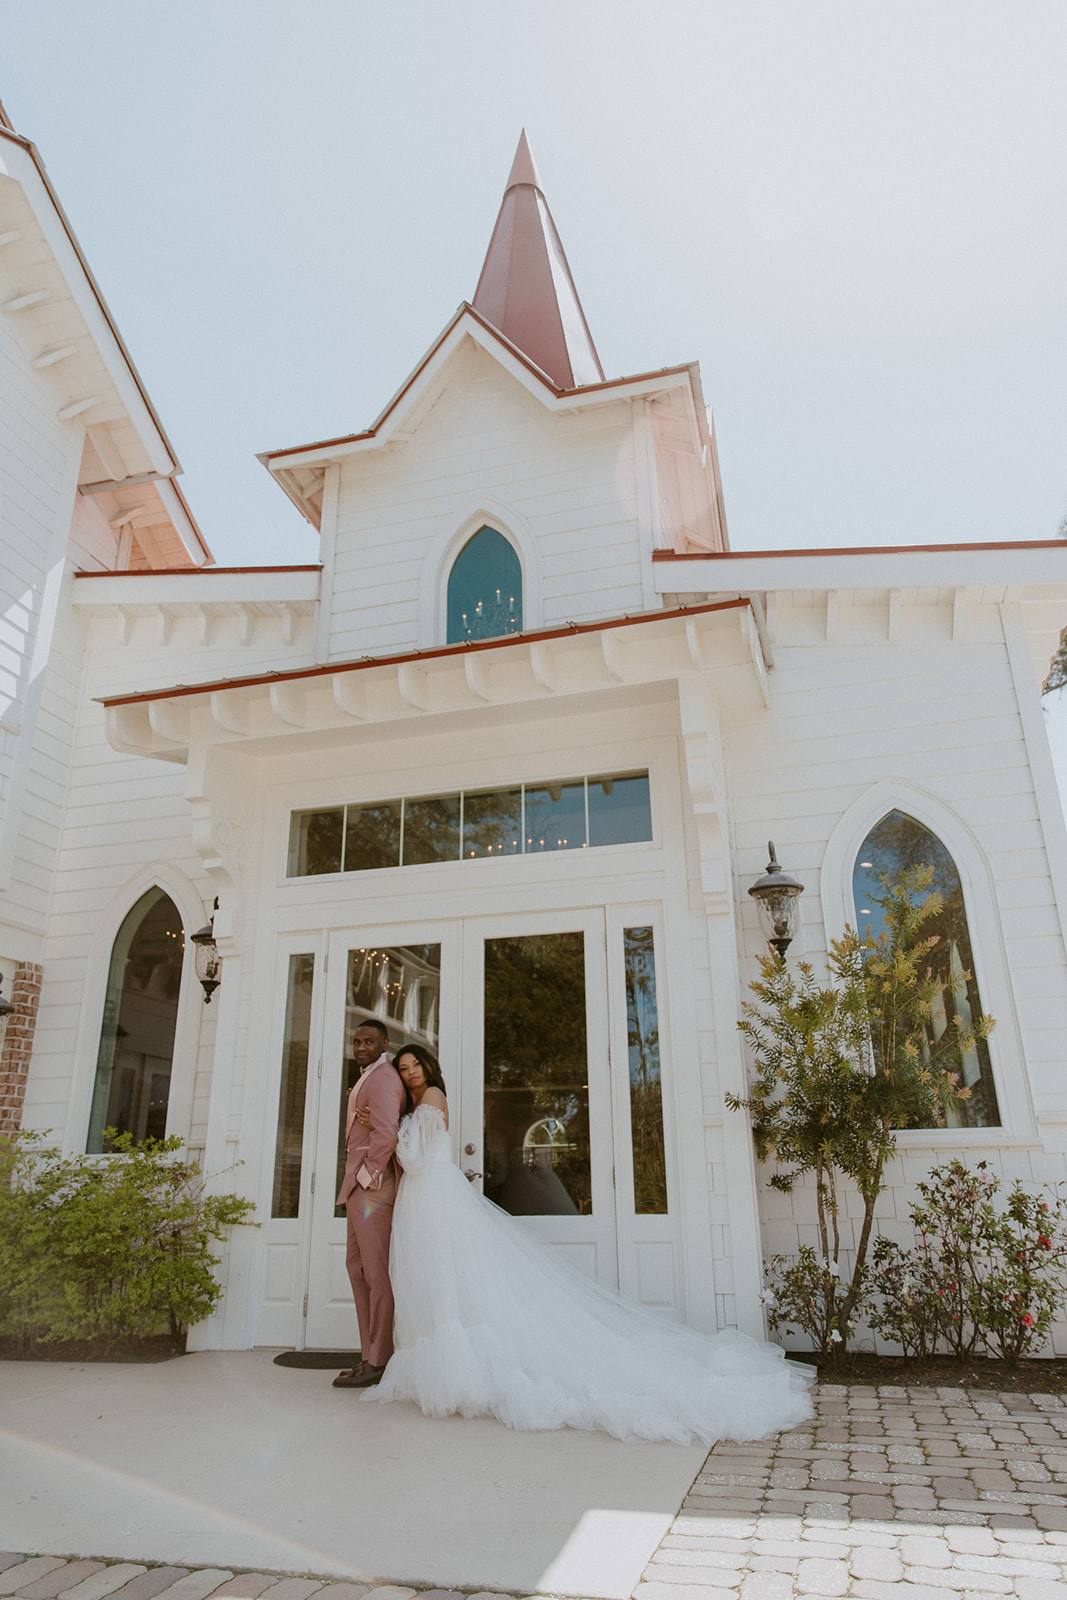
left=366, top=1151, right=813, bottom=1445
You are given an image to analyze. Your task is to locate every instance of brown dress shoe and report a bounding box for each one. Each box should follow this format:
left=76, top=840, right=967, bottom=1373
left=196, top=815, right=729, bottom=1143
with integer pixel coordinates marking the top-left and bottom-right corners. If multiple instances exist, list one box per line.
left=332, top=1360, right=385, bottom=1388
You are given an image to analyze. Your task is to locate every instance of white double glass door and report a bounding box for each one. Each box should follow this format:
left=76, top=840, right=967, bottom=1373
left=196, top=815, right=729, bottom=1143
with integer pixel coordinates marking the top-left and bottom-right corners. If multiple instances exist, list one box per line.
left=302, top=908, right=616, bottom=1351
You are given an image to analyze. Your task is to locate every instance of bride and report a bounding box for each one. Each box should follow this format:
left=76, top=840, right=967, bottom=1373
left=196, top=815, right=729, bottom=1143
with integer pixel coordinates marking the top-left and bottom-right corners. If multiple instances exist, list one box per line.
left=358, top=1045, right=813, bottom=1446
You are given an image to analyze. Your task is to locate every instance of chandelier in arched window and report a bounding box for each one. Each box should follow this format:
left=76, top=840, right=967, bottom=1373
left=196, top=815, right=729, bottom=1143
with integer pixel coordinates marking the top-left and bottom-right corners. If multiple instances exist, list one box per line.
left=446, top=527, right=522, bottom=643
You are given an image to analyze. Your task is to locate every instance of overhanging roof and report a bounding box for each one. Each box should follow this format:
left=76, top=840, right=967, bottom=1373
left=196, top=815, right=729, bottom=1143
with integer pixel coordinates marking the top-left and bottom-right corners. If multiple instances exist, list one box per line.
left=100, top=598, right=767, bottom=762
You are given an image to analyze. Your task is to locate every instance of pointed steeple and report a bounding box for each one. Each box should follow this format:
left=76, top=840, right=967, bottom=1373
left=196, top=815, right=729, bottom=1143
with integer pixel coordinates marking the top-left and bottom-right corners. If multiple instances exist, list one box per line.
left=473, top=131, right=605, bottom=390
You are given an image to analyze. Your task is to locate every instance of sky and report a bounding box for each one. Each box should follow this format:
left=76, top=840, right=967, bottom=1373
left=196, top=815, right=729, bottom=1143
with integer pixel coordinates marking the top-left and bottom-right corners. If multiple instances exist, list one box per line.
left=4, top=0, right=1067, bottom=574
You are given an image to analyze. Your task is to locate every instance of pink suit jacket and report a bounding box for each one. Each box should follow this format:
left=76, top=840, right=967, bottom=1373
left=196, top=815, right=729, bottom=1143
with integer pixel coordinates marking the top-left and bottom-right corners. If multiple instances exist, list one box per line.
left=336, top=1054, right=407, bottom=1206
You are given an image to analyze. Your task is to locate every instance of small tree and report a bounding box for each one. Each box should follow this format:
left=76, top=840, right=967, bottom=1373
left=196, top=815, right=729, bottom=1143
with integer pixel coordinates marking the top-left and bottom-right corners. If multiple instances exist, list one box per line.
left=729, top=865, right=994, bottom=1359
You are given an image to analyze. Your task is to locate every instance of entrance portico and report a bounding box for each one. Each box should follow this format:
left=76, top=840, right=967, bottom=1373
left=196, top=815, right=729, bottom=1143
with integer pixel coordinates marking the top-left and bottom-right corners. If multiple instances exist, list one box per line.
left=102, top=602, right=768, bottom=1350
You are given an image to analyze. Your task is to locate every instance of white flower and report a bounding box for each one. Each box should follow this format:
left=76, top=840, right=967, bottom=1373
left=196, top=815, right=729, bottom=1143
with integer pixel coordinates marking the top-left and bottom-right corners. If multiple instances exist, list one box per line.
left=760, top=1287, right=778, bottom=1308
left=824, top=1258, right=841, bottom=1278
left=829, top=1328, right=843, bottom=1343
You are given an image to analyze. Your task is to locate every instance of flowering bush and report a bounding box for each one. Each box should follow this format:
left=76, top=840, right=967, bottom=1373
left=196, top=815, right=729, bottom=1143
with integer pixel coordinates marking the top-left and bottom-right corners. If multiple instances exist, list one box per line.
left=866, top=1234, right=945, bottom=1359
left=761, top=1245, right=864, bottom=1363
left=870, top=1160, right=1067, bottom=1365
left=732, top=866, right=988, bottom=1358
left=972, top=1178, right=1067, bottom=1363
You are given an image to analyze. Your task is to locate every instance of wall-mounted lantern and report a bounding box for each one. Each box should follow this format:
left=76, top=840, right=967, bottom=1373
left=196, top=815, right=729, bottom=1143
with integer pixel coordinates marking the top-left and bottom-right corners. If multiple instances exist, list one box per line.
left=191, top=902, right=221, bottom=1003
left=748, top=841, right=805, bottom=959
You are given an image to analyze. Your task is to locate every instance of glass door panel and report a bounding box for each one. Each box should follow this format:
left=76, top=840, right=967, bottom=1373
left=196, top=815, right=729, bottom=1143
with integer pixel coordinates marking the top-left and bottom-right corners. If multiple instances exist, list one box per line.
left=270, top=954, right=316, bottom=1219
left=460, top=910, right=617, bottom=1286
left=483, top=931, right=590, bottom=1216
left=304, top=931, right=451, bottom=1350
left=331, top=943, right=441, bottom=1213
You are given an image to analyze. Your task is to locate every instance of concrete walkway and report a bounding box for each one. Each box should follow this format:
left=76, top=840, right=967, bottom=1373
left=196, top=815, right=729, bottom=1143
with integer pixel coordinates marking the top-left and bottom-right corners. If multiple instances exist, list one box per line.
left=2, top=1356, right=1066, bottom=1598
left=0, top=1353, right=703, bottom=1598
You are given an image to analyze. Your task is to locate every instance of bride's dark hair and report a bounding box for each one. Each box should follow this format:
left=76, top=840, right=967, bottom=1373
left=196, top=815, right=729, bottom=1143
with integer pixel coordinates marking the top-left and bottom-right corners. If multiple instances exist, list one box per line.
left=394, top=1043, right=447, bottom=1111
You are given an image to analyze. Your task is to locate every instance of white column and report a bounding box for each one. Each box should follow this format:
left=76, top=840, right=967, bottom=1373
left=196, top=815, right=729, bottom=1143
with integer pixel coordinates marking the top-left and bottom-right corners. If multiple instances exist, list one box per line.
left=678, top=676, right=766, bottom=1338
left=185, top=742, right=260, bottom=1349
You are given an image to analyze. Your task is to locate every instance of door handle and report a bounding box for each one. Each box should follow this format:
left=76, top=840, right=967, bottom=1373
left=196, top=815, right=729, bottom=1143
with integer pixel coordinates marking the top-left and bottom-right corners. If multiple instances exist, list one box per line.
left=464, top=1169, right=482, bottom=1183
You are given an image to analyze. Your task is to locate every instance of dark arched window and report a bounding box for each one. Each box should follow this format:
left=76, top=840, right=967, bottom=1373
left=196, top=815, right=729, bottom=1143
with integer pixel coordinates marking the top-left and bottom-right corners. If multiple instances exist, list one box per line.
left=852, top=810, right=1000, bottom=1128
left=446, top=526, right=522, bottom=643
left=86, top=888, right=185, bottom=1151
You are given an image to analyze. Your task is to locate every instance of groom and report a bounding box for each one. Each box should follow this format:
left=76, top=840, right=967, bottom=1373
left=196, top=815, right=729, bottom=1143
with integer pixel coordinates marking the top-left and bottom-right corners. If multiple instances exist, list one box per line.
left=333, top=1017, right=406, bottom=1389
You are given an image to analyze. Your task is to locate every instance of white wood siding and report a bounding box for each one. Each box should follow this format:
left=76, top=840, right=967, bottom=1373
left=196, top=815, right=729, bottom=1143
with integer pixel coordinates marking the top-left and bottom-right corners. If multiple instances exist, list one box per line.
left=723, top=594, right=1067, bottom=1352
left=0, top=320, right=83, bottom=954
left=328, top=342, right=646, bottom=660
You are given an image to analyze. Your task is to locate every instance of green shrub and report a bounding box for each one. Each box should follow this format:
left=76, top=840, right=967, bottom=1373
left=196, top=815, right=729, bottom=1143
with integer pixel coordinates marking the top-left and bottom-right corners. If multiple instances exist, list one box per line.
left=0, top=1128, right=256, bottom=1354
left=761, top=1244, right=867, bottom=1355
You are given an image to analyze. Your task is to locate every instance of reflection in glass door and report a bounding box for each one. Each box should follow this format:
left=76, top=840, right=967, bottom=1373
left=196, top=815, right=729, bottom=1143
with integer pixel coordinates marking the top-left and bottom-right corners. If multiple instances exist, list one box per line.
left=461, top=912, right=617, bottom=1286
left=330, top=943, right=441, bottom=1211
left=303, top=937, right=444, bottom=1350
left=483, top=931, right=590, bottom=1217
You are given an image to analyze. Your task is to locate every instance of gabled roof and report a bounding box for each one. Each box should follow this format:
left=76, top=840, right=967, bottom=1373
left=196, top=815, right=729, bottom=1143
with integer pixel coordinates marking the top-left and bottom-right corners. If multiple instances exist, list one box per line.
left=0, top=106, right=211, bottom=566
left=261, top=302, right=706, bottom=527
left=472, top=130, right=604, bottom=390
left=259, top=133, right=723, bottom=549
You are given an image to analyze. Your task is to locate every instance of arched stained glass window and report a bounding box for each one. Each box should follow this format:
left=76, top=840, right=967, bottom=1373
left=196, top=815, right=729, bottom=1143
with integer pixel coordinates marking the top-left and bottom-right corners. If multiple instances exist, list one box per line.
left=852, top=811, right=1000, bottom=1128
left=86, top=888, right=185, bottom=1151
left=446, top=526, right=522, bottom=643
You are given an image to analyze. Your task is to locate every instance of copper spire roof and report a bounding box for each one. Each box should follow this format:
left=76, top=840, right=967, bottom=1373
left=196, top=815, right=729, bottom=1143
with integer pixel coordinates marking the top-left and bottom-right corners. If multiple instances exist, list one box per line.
left=473, top=130, right=605, bottom=390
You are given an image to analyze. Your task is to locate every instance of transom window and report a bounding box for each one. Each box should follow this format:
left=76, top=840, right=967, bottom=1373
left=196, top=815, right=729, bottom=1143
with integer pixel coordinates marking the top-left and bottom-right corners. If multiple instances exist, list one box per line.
left=852, top=810, right=1000, bottom=1129
left=288, top=771, right=651, bottom=877
left=446, top=526, right=522, bottom=642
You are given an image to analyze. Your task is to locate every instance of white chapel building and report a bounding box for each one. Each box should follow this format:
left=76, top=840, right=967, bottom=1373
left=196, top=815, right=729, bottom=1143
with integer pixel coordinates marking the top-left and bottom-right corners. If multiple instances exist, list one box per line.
left=3, top=106, right=1067, bottom=1353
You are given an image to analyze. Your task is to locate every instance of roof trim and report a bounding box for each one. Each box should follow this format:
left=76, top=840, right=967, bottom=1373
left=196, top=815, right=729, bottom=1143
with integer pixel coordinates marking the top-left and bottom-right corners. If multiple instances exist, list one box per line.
left=654, top=540, right=1067, bottom=561
left=260, top=301, right=697, bottom=467
left=99, top=597, right=751, bottom=707
left=74, top=563, right=322, bottom=580
left=0, top=125, right=182, bottom=475
left=165, top=478, right=213, bottom=566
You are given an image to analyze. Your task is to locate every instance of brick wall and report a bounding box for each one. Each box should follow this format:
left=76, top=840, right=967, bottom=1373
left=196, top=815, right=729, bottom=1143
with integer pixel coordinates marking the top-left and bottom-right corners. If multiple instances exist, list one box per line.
left=0, top=961, right=43, bottom=1134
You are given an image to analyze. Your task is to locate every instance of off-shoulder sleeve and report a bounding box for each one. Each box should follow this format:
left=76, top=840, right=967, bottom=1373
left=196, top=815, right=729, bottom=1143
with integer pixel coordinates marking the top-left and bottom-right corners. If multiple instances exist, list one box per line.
left=395, top=1103, right=448, bottom=1174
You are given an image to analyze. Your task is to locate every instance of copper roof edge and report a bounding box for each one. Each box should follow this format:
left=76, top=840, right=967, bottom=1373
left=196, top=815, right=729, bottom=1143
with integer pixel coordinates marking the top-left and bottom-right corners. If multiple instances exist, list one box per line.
left=75, top=564, right=322, bottom=579
left=654, top=540, right=1067, bottom=560
left=260, top=304, right=699, bottom=465
left=98, top=597, right=752, bottom=707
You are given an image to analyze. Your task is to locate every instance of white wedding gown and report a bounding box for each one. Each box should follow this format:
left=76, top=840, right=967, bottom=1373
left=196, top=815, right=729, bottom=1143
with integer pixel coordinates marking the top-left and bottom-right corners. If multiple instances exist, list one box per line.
left=365, top=1105, right=814, bottom=1445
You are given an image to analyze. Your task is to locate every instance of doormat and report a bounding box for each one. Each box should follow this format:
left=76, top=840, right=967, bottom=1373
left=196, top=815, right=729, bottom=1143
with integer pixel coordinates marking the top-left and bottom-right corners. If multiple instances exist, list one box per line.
left=273, top=1349, right=361, bottom=1369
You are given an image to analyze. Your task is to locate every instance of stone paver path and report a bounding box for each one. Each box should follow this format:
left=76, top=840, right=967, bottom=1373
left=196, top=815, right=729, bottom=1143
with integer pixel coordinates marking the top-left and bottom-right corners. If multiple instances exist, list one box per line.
left=637, top=1382, right=1067, bottom=1598
left=4, top=1384, right=1066, bottom=1598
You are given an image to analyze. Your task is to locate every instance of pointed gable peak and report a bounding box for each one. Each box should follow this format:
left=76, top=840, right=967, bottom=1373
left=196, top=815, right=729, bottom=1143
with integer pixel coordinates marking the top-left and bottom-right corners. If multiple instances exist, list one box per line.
left=473, top=131, right=605, bottom=391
